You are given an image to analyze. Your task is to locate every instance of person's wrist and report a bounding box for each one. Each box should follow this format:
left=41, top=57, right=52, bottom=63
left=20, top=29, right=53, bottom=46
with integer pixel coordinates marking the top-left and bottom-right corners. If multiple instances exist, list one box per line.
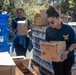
left=66, top=50, right=69, bottom=54
left=68, top=49, right=71, bottom=53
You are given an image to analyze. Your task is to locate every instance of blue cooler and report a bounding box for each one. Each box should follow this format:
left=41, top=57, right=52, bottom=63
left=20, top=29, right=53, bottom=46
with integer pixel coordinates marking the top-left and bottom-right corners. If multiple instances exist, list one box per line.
left=0, top=14, right=10, bottom=52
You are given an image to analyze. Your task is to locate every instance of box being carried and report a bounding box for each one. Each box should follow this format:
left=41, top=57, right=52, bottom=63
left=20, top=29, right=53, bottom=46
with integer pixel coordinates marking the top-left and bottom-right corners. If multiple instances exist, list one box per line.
left=40, top=41, right=66, bottom=62
left=17, top=20, right=28, bottom=36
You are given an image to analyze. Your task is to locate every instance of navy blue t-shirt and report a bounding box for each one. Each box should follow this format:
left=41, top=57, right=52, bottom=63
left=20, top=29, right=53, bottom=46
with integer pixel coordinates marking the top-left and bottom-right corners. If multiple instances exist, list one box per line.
left=45, top=22, right=76, bottom=57
left=12, top=17, right=30, bottom=30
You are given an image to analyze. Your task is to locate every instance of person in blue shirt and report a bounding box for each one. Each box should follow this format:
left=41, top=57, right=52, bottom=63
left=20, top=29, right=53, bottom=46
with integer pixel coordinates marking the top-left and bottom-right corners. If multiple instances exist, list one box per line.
left=11, top=8, right=33, bottom=56
left=46, top=6, right=76, bottom=75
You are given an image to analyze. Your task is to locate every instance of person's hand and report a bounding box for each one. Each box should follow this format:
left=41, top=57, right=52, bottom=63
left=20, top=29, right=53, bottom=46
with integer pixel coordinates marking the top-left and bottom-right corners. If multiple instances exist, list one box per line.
left=61, top=50, right=69, bottom=62
left=12, top=29, right=17, bottom=33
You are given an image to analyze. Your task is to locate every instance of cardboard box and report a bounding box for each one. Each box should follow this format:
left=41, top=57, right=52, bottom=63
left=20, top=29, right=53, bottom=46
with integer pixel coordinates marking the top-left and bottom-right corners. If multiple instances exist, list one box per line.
left=34, top=10, right=48, bottom=25
left=61, top=15, right=68, bottom=23
left=0, top=52, right=16, bottom=75
left=12, top=57, right=40, bottom=75
left=34, top=13, right=41, bottom=25
left=16, top=67, right=24, bottom=75
left=34, top=9, right=61, bottom=26
left=13, top=57, right=30, bottom=67
left=0, top=66, right=15, bottom=75
left=12, top=56, right=26, bottom=60
left=17, top=20, right=28, bottom=36
left=40, top=41, right=66, bottom=62
left=33, top=65, right=41, bottom=75
left=56, top=9, right=61, bottom=16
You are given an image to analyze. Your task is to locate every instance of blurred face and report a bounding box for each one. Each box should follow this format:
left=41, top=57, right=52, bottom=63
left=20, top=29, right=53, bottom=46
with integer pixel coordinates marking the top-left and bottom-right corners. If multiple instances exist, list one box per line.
left=17, top=9, right=24, bottom=19
left=47, top=17, right=60, bottom=29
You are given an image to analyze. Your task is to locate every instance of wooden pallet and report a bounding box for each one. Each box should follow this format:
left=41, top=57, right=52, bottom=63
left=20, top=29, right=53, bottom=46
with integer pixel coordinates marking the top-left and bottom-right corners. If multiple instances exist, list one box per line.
left=31, top=59, right=54, bottom=75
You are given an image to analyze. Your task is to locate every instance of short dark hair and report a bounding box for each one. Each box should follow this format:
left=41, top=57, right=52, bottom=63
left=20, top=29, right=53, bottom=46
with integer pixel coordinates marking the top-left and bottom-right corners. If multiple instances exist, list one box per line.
left=46, top=6, right=59, bottom=18
left=16, top=8, right=24, bottom=12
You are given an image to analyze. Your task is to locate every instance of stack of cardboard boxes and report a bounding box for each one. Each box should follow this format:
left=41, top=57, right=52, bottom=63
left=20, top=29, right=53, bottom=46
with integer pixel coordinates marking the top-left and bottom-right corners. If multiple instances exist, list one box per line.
left=34, top=10, right=48, bottom=26
left=0, top=52, right=41, bottom=75
left=33, top=10, right=54, bottom=74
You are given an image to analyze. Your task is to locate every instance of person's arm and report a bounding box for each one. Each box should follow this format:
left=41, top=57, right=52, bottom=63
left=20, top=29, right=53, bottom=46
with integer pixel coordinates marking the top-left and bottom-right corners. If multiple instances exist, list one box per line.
left=27, top=19, right=31, bottom=30
left=67, top=43, right=76, bottom=52
left=64, top=43, right=76, bottom=58
left=11, top=19, right=17, bottom=33
left=67, top=27, right=76, bottom=52
left=61, top=26, right=76, bottom=62
left=61, top=43, right=76, bottom=62
left=26, top=18, right=31, bottom=33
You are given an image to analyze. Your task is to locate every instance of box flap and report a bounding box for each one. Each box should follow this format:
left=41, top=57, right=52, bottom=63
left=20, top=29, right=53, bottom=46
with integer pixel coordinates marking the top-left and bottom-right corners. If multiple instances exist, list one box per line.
left=0, top=52, right=15, bottom=65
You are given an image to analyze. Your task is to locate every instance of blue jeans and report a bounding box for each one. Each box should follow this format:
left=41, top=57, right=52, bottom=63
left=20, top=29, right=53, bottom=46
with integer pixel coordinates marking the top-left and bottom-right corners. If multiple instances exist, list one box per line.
left=14, top=37, right=28, bottom=56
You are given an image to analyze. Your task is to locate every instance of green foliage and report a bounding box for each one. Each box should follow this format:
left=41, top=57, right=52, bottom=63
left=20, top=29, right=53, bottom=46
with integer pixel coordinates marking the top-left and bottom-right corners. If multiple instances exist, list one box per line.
left=0, top=0, right=48, bottom=41
left=69, top=0, right=74, bottom=7
left=14, top=1, right=46, bottom=25
left=68, top=0, right=74, bottom=12
left=54, top=0, right=74, bottom=14
left=60, top=1, right=69, bottom=14
left=0, top=0, right=76, bottom=41
left=55, top=3, right=60, bottom=9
